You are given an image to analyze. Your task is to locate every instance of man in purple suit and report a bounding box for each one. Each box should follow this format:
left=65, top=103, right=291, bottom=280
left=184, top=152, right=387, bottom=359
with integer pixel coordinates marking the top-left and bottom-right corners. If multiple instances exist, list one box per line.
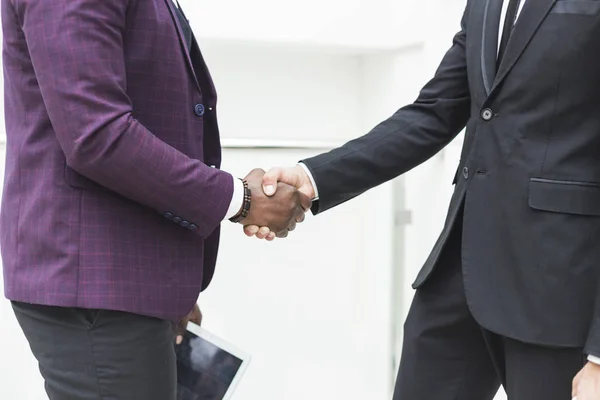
left=0, top=0, right=309, bottom=398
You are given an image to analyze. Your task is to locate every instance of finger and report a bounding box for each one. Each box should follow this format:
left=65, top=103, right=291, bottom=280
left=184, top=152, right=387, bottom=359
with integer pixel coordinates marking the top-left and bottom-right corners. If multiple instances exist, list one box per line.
left=244, top=225, right=259, bottom=236
left=262, top=167, right=284, bottom=196
left=246, top=168, right=266, bottom=179
left=287, top=221, right=297, bottom=232
left=256, top=227, right=271, bottom=239
left=276, top=230, right=289, bottom=238
left=294, top=206, right=307, bottom=224
left=277, top=229, right=290, bottom=239
left=299, top=192, right=312, bottom=211
left=175, top=319, right=187, bottom=335
left=266, top=232, right=276, bottom=241
left=190, top=310, right=202, bottom=326
left=176, top=335, right=183, bottom=345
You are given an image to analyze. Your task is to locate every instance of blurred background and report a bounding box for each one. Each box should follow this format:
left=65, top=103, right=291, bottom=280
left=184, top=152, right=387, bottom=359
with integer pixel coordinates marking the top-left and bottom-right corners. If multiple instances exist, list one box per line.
left=0, top=0, right=507, bottom=399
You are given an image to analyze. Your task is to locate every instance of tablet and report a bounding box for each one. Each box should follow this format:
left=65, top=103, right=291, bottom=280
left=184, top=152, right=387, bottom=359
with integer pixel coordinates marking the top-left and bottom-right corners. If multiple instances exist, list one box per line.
left=175, top=322, right=251, bottom=400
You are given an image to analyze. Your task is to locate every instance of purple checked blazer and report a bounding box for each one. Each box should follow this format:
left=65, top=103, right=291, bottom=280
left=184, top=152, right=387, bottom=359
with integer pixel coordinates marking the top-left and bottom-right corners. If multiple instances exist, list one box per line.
left=0, top=0, right=234, bottom=321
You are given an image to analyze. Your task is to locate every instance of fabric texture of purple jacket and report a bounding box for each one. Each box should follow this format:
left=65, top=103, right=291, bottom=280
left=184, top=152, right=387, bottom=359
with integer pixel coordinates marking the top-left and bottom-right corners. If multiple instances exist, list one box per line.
left=0, top=0, right=233, bottom=321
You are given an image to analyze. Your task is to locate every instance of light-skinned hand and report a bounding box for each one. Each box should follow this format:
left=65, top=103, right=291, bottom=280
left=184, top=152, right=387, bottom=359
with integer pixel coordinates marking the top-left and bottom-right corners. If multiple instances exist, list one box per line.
left=572, top=362, right=600, bottom=400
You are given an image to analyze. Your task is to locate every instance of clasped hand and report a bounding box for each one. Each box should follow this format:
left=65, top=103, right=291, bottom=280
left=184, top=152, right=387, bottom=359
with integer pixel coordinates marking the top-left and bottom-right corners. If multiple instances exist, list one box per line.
left=238, top=168, right=311, bottom=238
left=572, top=362, right=600, bottom=400
left=243, top=165, right=314, bottom=240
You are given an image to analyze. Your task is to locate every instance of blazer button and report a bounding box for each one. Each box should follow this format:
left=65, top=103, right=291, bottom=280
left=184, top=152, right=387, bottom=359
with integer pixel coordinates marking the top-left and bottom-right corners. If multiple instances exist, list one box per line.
left=163, top=212, right=174, bottom=220
left=462, top=167, right=469, bottom=179
left=194, top=104, right=205, bottom=117
left=189, top=224, right=198, bottom=231
left=481, top=108, right=493, bottom=121
left=180, top=221, right=190, bottom=228
left=173, top=216, right=182, bottom=224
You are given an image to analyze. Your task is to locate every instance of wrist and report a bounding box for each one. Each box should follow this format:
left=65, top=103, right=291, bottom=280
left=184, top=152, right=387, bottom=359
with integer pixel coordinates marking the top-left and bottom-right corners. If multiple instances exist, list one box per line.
left=295, top=163, right=317, bottom=200
left=229, top=179, right=251, bottom=223
left=224, top=177, right=245, bottom=221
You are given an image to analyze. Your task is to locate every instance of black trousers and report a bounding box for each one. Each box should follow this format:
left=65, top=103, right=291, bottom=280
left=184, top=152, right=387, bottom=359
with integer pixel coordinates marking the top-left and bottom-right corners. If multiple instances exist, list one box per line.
left=12, top=302, right=177, bottom=400
left=392, top=220, right=586, bottom=400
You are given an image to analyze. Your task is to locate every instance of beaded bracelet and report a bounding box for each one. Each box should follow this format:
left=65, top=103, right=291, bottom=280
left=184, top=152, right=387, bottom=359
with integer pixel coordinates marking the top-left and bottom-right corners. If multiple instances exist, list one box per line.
left=229, top=179, right=251, bottom=223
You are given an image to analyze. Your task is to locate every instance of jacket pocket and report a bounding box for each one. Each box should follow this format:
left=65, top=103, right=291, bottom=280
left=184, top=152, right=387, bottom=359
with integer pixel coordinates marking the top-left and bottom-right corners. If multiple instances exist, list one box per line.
left=528, top=178, right=600, bottom=216
left=64, top=164, right=108, bottom=191
left=73, top=308, right=103, bottom=329
left=550, top=0, right=600, bottom=15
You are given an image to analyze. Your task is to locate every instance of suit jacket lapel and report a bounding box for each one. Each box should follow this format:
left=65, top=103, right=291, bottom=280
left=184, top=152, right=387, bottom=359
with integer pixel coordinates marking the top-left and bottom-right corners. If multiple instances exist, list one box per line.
left=481, top=0, right=504, bottom=95
left=491, top=0, right=556, bottom=92
left=164, top=0, right=201, bottom=92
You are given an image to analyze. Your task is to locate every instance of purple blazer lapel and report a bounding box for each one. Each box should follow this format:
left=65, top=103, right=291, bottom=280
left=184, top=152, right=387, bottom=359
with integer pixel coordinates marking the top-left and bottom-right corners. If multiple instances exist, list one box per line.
left=191, top=36, right=218, bottom=96
left=164, top=0, right=201, bottom=91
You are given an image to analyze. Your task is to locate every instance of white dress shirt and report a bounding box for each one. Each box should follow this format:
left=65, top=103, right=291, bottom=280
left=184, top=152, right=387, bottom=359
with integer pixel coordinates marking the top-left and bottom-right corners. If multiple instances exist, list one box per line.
left=225, top=177, right=245, bottom=220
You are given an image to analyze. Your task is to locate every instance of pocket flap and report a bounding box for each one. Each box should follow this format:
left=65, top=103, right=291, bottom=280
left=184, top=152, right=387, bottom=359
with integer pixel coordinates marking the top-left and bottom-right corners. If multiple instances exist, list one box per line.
left=528, top=178, right=600, bottom=216
left=64, top=165, right=108, bottom=191
left=551, top=0, right=600, bottom=15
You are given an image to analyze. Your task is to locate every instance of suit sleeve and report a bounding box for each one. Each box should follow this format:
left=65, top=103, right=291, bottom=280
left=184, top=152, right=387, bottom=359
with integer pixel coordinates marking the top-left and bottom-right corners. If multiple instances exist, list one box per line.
left=302, top=5, right=471, bottom=214
left=15, top=0, right=232, bottom=237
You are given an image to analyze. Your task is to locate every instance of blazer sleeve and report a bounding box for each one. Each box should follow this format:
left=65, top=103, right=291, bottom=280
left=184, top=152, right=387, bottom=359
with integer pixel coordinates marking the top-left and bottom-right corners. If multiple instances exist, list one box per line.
left=302, top=4, right=472, bottom=214
left=14, top=0, right=233, bottom=238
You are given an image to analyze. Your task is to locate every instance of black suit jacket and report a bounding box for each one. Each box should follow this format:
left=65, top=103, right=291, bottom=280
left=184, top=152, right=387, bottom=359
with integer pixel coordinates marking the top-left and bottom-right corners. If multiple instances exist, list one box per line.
left=303, top=0, right=600, bottom=353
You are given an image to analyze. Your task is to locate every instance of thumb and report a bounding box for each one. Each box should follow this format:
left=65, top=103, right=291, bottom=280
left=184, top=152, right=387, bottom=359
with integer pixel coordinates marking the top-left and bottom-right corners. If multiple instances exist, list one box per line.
left=262, top=167, right=283, bottom=196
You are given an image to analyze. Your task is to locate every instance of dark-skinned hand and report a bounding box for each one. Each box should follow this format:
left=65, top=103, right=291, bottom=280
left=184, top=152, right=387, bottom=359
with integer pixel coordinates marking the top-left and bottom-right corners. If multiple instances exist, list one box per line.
left=175, top=303, right=202, bottom=345
left=240, top=168, right=311, bottom=238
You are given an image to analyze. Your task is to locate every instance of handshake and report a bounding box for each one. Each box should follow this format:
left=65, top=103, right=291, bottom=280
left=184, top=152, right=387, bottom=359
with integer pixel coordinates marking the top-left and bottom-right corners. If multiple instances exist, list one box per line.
left=236, top=165, right=314, bottom=241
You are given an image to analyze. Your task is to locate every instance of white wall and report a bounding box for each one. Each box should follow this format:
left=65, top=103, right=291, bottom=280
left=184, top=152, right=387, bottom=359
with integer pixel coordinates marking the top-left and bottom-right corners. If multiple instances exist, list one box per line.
left=209, top=147, right=395, bottom=400
left=187, top=0, right=423, bottom=51
left=201, top=42, right=363, bottom=144
left=0, top=0, right=508, bottom=399
left=198, top=43, right=398, bottom=399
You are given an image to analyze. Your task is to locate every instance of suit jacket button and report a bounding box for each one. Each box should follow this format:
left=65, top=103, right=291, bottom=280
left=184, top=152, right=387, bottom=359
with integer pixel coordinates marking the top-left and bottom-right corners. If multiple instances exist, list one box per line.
left=481, top=108, right=493, bottom=121
left=173, top=216, right=182, bottom=224
left=194, top=104, right=205, bottom=117
left=189, top=224, right=198, bottom=231
left=180, top=221, right=190, bottom=228
left=163, top=212, right=174, bottom=219
left=462, top=167, right=469, bottom=179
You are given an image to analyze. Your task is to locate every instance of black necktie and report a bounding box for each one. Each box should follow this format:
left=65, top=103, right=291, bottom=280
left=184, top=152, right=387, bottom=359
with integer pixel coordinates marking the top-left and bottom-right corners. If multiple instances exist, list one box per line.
left=497, top=0, right=522, bottom=66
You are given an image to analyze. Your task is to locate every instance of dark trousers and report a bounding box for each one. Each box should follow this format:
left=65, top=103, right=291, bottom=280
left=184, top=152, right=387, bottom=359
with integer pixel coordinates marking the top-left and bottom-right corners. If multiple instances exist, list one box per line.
left=12, top=302, right=177, bottom=400
left=392, top=219, right=586, bottom=400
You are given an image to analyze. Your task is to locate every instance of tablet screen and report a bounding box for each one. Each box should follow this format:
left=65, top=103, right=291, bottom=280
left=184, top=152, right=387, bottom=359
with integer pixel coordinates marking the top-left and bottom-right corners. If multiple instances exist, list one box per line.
left=176, top=329, right=246, bottom=400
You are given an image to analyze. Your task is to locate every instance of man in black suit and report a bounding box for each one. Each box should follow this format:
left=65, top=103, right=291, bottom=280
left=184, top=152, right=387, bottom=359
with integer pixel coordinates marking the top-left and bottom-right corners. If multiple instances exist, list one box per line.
left=244, top=0, right=600, bottom=399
